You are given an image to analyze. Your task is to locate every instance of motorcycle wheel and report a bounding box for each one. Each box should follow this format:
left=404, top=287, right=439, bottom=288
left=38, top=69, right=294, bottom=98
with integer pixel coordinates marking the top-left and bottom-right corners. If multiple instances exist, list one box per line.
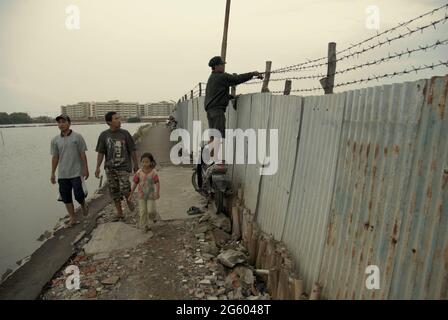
left=214, top=189, right=225, bottom=214
left=191, top=171, right=200, bottom=192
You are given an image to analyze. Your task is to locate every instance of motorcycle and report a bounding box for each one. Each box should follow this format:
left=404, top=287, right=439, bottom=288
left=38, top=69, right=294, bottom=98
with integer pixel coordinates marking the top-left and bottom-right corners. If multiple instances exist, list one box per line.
left=191, top=143, right=233, bottom=215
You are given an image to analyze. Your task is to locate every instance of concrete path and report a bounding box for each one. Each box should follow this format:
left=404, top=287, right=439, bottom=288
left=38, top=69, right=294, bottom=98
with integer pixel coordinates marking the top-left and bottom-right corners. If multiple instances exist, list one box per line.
left=136, top=124, right=212, bottom=220
left=136, top=125, right=174, bottom=165
left=0, top=124, right=211, bottom=300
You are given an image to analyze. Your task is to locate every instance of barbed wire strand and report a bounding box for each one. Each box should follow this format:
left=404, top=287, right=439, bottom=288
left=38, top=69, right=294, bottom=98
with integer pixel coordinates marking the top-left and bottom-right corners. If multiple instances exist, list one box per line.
left=271, top=3, right=448, bottom=73
left=244, top=38, right=448, bottom=84
left=271, top=60, right=448, bottom=93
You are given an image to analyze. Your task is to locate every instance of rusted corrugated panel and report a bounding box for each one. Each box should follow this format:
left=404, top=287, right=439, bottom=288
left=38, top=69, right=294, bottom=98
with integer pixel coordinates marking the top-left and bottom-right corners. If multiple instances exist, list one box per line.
left=281, top=92, right=346, bottom=293
left=187, top=99, right=193, bottom=142
left=226, top=100, right=238, bottom=182
left=318, top=76, right=448, bottom=299
left=243, top=93, right=271, bottom=213
left=256, top=95, right=303, bottom=240
left=231, top=94, right=252, bottom=192
left=198, top=97, right=208, bottom=131
left=387, top=76, right=448, bottom=299
left=175, top=100, right=189, bottom=130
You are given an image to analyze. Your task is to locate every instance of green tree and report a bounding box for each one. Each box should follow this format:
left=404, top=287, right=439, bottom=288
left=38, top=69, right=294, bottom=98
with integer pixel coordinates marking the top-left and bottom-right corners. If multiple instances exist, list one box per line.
left=32, top=116, right=53, bottom=123
left=0, top=112, right=11, bottom=124
left=9, top=112, right=32, bottom=124
left=127, top=117, right=141, bottom=123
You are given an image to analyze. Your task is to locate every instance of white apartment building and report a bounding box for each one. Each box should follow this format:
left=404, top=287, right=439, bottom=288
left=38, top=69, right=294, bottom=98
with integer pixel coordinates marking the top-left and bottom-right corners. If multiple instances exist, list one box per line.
left=60, top=102, right=90, bottom=120
left=140, top=101, right=174, bottom=118
left=60, top=100, right=173, bottom=120
left=90, top=100, right=139, bottom=120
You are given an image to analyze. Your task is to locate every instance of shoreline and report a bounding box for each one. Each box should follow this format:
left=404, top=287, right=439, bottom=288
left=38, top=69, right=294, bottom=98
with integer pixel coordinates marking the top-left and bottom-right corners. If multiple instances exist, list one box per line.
left=0, top=186, right=112, bottom=300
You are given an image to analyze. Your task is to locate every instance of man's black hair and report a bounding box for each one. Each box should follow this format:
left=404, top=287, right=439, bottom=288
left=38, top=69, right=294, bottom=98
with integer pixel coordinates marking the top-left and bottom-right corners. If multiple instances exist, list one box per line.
left=105, top=111, right=117, bottom=123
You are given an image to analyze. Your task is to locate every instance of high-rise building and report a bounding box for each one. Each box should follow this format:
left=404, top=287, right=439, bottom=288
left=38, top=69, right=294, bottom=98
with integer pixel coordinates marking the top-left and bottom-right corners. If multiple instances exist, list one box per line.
left=60, top=102, right=91, bottom=119
left=60, top=100, right=174, bottom=120
left=140, top=101, right=175, bottom=118
left=90, top=100, right=139, bottom=120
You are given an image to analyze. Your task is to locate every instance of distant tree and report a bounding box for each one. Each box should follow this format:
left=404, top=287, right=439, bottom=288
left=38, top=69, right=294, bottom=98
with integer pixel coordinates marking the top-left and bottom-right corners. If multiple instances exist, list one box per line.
left=32, top=116, right=53, bottom=123
left=127, top=117, right=141, bottom=123
left=9, top=112, right=32, bottom=124
left=0, top=112, right=11, bottom=124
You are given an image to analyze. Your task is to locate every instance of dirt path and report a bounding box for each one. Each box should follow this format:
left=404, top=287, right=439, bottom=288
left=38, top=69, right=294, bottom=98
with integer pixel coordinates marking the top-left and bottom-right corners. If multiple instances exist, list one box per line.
left=40, top=125, right=270, bottom=300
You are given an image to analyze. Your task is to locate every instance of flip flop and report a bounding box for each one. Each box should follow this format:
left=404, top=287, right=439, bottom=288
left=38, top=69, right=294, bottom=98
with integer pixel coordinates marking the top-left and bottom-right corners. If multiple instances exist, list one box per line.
left=81, top=204, right=89, bottom=217
left=64, top=221, right=80, bottom=229
left=187, top=206, right=204, bottom=215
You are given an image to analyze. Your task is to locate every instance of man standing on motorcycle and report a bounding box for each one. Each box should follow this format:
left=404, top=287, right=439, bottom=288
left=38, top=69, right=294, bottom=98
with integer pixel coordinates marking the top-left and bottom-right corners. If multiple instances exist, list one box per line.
left=204, top=56, right=263, bottom=173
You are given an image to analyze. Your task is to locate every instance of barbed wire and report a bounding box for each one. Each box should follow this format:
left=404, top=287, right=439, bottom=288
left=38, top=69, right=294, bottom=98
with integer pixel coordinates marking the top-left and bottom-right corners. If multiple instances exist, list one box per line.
left=271, top=60, right=448, bottom=93
left=271, top=3, right=448, bottom=74
left=244, top=38, right=448, bottom=84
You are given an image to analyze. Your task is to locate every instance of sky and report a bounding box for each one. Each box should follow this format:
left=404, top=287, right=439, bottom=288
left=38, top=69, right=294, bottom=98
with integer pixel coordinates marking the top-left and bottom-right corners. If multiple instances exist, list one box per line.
left=0, top=0, right=447, bottom=116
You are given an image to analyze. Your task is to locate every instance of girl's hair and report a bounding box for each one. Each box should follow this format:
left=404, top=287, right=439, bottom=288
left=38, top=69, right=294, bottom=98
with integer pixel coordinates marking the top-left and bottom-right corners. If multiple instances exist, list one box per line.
left=141, top=152, right=156, bottom=167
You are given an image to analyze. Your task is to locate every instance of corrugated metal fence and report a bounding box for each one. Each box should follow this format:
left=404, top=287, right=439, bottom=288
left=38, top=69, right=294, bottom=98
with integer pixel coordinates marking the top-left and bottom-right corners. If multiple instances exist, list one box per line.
left=175, top=75, right=448, bottom=299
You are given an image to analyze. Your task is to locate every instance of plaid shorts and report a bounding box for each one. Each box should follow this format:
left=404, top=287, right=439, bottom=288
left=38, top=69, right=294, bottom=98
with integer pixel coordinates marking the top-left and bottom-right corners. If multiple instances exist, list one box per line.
left=106, top=169, right=131, bottom=201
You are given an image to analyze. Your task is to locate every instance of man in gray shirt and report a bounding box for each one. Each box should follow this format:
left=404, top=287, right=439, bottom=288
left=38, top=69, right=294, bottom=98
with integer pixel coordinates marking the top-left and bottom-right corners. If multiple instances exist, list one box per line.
left=95, top=111, right=138, bottom=220
left=50, top=114, right=89, bottom=228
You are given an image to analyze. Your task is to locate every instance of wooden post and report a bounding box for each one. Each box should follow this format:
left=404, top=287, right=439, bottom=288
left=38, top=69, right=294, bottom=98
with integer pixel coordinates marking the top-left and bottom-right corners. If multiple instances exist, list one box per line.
left=264, top=237, right=275, bottom=270
left=283, top=80, right=292, bottom=95
left=261, top=61, right=272, bottom=92
left=184, top=94, right=187, bottom=101
left=221, top=0, right=231, bottom=67
left=267, top=268, right=279, bottom=299
left=249, top=224, right=259, bottom=265
left=199, top=83, right=202, bottom=97
left=291, top=278, right=304, bottom=300
left=276, top=266, right=290, bottom=300
left=256, top=235, right=267, bottom=269
left=319, top=42, right=337, bottom=94
left=231, top=206, right=241, bottom=240
left=310, top=282, right=322, bottom=300
left=237, top=186, right=243, bottom=200
left=190, top=90, right=194, bottom=100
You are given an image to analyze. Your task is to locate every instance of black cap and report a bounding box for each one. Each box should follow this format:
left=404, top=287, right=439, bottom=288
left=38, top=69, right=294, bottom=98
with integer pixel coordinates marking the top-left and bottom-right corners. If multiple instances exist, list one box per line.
left=208, top=56, right=226, bottom=68
left=55, top=114, right=71, bottom=122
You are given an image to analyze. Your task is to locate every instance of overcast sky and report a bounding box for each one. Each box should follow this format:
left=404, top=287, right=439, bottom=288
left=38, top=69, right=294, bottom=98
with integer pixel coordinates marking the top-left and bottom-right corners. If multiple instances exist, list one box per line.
left=0, top=0, right=447, bottom=116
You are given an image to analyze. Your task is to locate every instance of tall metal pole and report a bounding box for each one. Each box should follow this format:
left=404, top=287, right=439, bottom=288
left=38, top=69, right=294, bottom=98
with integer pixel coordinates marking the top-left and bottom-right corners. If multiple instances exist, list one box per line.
left=221, top=0, right=231, bottom=68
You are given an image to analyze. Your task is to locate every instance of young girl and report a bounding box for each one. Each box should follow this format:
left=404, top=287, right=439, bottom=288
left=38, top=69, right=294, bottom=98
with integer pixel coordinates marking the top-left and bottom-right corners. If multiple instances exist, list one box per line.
left=128, top=153, right=160, bottom=233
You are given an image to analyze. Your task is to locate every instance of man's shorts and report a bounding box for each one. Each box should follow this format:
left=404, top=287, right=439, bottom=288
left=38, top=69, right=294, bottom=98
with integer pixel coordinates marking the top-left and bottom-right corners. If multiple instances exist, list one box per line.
left=207, top=108, right=226, bottom=139
left=58, top=177, right=85, bottom=204
left=106, top=169, right=131, bottom=201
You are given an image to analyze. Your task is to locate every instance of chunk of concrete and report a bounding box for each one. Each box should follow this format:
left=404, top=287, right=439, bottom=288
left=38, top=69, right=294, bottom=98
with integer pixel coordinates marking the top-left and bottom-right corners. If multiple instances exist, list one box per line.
left=217, top=250, right=247, bottom=268
left=83, top=222, right=152, bottom=255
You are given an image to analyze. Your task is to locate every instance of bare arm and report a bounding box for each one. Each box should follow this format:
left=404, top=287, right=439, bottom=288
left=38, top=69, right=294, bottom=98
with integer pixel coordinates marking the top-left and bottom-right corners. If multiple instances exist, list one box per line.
left=80, top=152, right=89, bottom=180
left=132, top=151, right=139, bottom=173
left=51, top=155, right=59, bottom=184
left=95, top=153, right=104, bottom=178
left=155, top=181, right=160, bottom=198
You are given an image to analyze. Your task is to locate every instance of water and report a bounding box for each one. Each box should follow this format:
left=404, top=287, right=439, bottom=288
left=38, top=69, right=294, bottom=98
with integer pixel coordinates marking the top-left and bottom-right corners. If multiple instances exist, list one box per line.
left=0, top=123, right=143, bottom=277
